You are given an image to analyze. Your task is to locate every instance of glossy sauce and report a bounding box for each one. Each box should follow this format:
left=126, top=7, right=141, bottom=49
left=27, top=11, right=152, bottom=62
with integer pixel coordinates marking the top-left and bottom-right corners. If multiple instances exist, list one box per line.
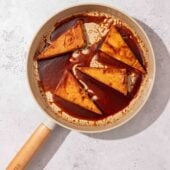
left=51, top=15, right=106, bottom=41
left=115, top=25, right=145, bottom=67
left=37, top=14, right=145, bottom=121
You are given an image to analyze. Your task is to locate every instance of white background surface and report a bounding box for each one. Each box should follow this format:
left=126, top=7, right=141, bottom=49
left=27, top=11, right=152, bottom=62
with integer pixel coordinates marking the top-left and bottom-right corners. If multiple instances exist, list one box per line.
left=0, top=0, right=170, bottom=170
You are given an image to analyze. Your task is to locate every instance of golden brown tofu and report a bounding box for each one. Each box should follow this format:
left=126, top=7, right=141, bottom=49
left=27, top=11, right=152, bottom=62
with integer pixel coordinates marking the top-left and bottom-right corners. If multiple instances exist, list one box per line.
left=38, top=21, right=86, bottom=60
left=100, top=26, right=145, bottom=73
left=77, top=67, right=128, bottom=95
left=55, top=71, right=102, bottom=115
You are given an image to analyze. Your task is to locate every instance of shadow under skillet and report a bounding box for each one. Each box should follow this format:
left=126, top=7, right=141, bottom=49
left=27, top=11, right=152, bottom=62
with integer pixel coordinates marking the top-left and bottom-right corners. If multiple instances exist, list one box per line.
left=84, top=19, right=170, bottom=140
left=26, top=125, right=70, bottom=170
left=25, top=19, right=170, bottom=169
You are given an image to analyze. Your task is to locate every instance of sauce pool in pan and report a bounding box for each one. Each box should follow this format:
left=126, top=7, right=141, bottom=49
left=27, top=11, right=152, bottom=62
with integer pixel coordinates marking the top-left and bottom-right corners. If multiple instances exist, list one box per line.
left=36, top=12, right=146, bottom=121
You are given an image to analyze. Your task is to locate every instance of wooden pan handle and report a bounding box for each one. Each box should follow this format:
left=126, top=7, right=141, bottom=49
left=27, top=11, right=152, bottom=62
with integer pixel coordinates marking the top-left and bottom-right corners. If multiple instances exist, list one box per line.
left=7, top=121, right=55, bottom=170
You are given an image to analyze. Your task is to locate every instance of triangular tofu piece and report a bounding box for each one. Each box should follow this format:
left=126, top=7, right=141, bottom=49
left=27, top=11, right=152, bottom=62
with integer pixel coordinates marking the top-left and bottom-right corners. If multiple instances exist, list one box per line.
left=77, top=67, right=128, bottom=95
left=38, top=21, right=86, bottom=60
left=55, top=71, right=102, bottom=115
left=100, top=26, right=145, bottom=73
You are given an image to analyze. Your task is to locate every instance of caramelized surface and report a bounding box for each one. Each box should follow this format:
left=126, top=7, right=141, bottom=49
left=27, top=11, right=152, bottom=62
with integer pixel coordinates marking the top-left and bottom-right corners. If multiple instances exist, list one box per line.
left=77, top=67, right=128, bottom=95
left=100, top=26, right=145, bottom=73
left=38, top=21, right=86, bottom=60
left=55, top=71, right=102, bottom=115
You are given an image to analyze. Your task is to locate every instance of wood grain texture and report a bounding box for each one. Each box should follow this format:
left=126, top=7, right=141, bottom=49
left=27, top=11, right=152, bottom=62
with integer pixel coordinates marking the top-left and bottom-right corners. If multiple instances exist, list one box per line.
left=7, top=123, right=51, bottom=170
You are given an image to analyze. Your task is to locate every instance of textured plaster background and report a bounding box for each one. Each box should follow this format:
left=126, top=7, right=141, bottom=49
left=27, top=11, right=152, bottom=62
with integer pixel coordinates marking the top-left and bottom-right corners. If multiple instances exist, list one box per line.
left=0, top=0, right=170, bottom=170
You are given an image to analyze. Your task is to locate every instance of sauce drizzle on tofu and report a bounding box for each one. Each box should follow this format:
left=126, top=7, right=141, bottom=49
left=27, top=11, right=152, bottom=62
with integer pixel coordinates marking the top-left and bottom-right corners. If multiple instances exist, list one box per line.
left=37, top=14, right=145, bottom=121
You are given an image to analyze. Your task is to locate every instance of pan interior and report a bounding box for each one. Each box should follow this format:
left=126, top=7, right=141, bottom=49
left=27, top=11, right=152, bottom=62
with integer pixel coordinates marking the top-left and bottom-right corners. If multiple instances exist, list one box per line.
left=27, top=4, right=155, bottom=132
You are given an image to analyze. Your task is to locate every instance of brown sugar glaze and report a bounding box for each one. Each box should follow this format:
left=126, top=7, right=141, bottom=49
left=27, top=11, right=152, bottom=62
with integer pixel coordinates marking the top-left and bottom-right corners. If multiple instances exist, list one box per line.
left=37, top=14, right=145, bottom=121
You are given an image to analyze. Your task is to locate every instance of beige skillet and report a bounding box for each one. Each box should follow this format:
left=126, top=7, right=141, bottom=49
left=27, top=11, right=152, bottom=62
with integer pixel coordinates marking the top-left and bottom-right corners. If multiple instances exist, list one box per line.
left=7, top=4, right=155, bottom=170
